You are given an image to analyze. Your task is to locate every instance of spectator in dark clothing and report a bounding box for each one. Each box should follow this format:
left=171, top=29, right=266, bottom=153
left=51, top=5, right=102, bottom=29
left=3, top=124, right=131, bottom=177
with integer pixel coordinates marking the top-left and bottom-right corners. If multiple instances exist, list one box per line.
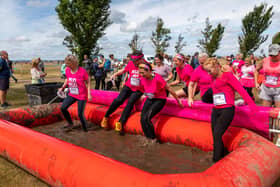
left=93, top=57, right=105, bottom=90
left=8, top=60, right=17, bottom=83
left=190, top=52, right=199, bottom=69
left=83, top=55, right=92, bottom=76
left=99, top=55, right=107, bottom=90
left=38, top=57, right=45, bottom=72
left=0, top=51, right=11, bottom=109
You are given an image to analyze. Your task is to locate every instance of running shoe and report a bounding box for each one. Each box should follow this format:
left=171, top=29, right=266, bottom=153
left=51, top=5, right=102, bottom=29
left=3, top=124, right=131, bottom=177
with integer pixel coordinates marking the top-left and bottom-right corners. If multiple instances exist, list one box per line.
left=101, top=117, right=108, bottom=129
left=115, top=121, right=122, bottom=132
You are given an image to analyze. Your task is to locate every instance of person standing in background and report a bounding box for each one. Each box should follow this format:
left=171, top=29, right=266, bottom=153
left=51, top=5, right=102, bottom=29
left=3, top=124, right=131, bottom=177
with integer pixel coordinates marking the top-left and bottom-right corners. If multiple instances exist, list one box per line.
left=38, top=57, right=45, bottom=73
left=7, top=60, right=17, bottom=83
left=0, top=51, right=11, bottom=109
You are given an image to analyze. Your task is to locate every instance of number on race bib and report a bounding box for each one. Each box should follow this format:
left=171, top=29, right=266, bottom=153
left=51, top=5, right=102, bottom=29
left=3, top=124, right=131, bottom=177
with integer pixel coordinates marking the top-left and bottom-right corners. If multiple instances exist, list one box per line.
left=265, top=75, right=278, bottom=86
left=130, top=77, right=140, bottom=86
left=69, top=87, right=79, bottom=95
left=213, top=93, right=227, bottom=106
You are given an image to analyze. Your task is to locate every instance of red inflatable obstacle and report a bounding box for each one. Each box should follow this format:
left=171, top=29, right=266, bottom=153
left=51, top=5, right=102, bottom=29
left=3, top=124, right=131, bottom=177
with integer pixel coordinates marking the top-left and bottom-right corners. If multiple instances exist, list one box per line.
left=0, top=103, right=279, bottom=186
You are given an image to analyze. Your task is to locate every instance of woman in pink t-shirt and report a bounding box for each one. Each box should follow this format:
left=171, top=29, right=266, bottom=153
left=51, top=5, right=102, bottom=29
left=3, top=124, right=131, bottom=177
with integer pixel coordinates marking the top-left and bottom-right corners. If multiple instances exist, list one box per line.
left=169, top=54, right=195, bottom=98
left=101, top=50, right=144, bottom=134
left=203, top=58, right=258, bottom=162
left=240, top=57, right=256, bottom=99
left=188, top=55, right=214, bottom=107
left=59, top=55, right=92, bottom=132
left=138, top=62, right=183, bottom=144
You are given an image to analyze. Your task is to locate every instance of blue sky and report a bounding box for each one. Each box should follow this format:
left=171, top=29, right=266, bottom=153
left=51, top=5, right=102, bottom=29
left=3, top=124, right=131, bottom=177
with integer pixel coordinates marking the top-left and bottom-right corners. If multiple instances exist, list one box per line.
left=0, top=0, right=279, bottom=60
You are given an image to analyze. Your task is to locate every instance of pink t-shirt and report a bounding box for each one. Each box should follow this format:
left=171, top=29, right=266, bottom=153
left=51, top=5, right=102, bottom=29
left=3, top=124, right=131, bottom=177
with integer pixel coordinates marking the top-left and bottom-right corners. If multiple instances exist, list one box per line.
left=212, top=72, right=256, bottom=111
left=176, top=64, right=193, bottom=86
left=124, top=61, right=141, bottom=92
left=240, top=65, right=255, bottom=79
left=66, top=67, right=89, bottom=100
left=140, top=73, right=167, bottom=99
left=190, top=65, right=214, bottom=96
left=232, top=60, right=245, bottom=75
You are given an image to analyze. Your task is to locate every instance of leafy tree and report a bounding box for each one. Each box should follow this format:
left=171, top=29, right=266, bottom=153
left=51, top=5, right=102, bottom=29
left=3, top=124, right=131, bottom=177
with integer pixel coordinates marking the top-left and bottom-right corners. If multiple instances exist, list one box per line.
left=151, top=18, right=171, bottom=54
left=197, top=18, right=225, bottom=57
left=56, top=0, right=111, bottom=62
left=128, top=32, right=142, bottom=53
left=174, top=34, right=187, bottom=54
left=238, top=3, right=273, bottom=57
left=272, top=32, right=280, bottom=45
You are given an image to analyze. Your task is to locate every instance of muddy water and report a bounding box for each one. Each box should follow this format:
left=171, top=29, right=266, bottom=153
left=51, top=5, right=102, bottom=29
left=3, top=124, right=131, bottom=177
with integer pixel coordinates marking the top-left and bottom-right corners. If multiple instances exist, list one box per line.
left=33, top=121, right=213, bottom=174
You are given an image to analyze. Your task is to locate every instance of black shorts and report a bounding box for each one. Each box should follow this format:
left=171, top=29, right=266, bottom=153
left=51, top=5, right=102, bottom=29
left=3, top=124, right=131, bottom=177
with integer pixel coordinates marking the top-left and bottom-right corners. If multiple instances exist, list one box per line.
left=0, top=78, right=9, bottom=91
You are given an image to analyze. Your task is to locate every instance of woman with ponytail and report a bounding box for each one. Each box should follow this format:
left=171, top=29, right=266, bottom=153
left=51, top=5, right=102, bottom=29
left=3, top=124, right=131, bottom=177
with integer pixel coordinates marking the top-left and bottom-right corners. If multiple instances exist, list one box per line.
left=203, top=58, right=258, bottom=162
left=138, top=61, right=183, bottom=144
left=169, top=53, right=194, bottom=98
left=101, top=50, right=144, bottom=134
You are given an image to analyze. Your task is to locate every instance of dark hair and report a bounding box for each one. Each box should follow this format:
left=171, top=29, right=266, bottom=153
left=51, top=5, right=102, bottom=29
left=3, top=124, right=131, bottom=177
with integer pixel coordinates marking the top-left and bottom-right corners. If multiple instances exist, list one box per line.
left=109, top=54, right=114, bottom=58
left=155, top=53, right=164, bottom=61
left=132, top=50, right=143, bottom=56
left=139, top=60, right=153, bottom=71
left=99, top=54, right=104, bottom=58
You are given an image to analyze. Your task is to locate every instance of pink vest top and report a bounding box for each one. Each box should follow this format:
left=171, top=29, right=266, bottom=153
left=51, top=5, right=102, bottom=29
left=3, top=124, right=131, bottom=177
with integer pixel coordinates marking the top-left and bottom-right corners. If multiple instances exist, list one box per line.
left=263, top=57, right=280, bottom=87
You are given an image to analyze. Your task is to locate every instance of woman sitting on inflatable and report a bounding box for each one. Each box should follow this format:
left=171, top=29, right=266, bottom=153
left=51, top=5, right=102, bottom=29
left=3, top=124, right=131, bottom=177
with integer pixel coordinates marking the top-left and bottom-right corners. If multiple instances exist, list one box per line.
left=101, top=50, right=144, bottom=134
left=169, top=53, right=194, bottom=98
left=138, top=61, right=183, bottom=144
left=203, top=58, right=258, bottom=162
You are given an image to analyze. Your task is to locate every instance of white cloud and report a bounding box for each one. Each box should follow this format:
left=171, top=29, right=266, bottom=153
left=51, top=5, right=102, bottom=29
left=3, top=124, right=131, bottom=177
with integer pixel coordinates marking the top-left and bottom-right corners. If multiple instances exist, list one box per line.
left=26, top=0, right=51, bottom=7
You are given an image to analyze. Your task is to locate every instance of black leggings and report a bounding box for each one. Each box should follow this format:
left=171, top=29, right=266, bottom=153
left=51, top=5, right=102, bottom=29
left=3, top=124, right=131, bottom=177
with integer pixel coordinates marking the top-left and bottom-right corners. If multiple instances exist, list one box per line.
left=202, top=88, right=213, bottom=103
left=243, top=86, right=254, bottom=99
left=141, top=98, right=166, bottom=139
left=105, top=86, right=143, bottom=124
left=211, top=106, right=235, bottom=162
left=95, top=76, right=102, bottom=90
left=60, top=95, right=88, bottom=131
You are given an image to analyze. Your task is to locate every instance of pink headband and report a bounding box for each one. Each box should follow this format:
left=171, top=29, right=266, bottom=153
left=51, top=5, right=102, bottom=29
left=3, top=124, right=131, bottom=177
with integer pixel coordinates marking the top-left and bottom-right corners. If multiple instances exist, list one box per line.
left=175, top=54, right=184, bottom=61
left=139, top=63, right=151, bottom=71
left=131, top=54, right=144, bottom=60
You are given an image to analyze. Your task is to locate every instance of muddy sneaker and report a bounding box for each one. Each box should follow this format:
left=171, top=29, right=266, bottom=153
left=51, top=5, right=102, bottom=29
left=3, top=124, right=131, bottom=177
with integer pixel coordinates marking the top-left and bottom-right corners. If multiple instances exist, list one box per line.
left=115, top=121, right=122, bottom=132
left=62, top=124, right=73, bottom=131
left=101, top=117, right=109, bottom=129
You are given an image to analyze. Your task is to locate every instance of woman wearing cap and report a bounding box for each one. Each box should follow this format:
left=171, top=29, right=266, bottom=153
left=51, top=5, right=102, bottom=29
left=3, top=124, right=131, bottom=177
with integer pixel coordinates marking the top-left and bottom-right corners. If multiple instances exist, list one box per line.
left=254, top=44, right=280, bottom=146
left=255, top=44, right=280, bottom=107
left=169, top=54, right=194, bottom=98
left=58, top=55, right=92, bottom=132
left=204, top=58, right=258, bottom=162
left=101, top=50, right=144, bottom=134
left=30, top=58, right=47, bottom=84
left=188, top=53, right=214, bottom=107
left=138, top=61, right=183, bottom=144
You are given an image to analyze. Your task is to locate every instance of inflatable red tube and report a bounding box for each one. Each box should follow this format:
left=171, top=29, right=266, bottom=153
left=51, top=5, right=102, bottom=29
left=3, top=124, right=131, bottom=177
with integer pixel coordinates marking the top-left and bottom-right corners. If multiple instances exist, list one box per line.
left=0, top=103, right=279, bottom=186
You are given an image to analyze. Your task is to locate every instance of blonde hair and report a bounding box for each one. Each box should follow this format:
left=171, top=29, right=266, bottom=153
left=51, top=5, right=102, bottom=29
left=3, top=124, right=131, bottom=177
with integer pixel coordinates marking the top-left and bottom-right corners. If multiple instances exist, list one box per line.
left=31, top=58, right=39, bottom=68
left=203, top=57, right=230, bottom=72
left=65, top=54, right=78, bottom=64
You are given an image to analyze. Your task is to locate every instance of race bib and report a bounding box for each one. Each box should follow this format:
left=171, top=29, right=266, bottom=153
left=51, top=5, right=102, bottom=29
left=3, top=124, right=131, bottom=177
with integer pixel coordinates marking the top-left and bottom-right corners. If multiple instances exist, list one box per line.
left=69, top=87, right=79, bottom=95
left=233, top=62, right=239, bottom=66
left=213, top=93, right=227, bottom=106
left=265, top=75, right=278, bottom=85
left=145, top=93, right=155, bottom=99
left=130, top=77, right=140, bottom=86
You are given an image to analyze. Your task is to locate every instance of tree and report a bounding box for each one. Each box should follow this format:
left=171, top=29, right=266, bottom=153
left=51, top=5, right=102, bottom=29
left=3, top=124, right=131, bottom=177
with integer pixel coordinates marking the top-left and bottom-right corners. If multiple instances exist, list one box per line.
left=238, top=3, right=273, bottom=58
left=128, top=32, right=142, bottom=53
left=197, top=18, right=225, bottom=57
left=56, top=0, right=111, bottom=62
left=151, top=18, right=171, bottom=54
left=272, top=32, right=280, bottom=45
left=174, top=34, right=187, bottom=54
